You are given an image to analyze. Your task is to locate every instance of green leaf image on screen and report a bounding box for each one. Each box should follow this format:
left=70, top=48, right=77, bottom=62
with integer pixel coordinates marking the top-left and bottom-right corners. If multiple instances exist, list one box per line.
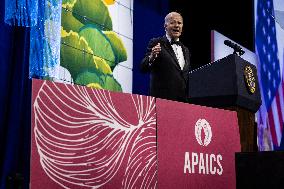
left=73, top=0, right=112, bottom=31
left=104, top=31, right=127, bottom=64
left=60, top=0, right=128, bottom=92
left=79, top=25, right=116, bottom=68
left=75, top=71, right=122, bottom=92
left=62, top=0, right=75, bottom=4
left=61, top=31, right=112, bottom=77
left=61, top=6, right=83, bottom=33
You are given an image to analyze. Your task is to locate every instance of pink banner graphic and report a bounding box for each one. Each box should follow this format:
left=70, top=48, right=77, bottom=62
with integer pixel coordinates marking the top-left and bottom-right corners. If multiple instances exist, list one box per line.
left=31, top=79, right=157, bottom=188
left=156, top=99, right=241, bottom=189
left=31, top=79, right=241, bottom=188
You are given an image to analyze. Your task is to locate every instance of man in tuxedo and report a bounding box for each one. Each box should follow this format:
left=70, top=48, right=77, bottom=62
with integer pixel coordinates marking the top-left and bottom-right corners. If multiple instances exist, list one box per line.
left=140, top=12, right=191, bottom=103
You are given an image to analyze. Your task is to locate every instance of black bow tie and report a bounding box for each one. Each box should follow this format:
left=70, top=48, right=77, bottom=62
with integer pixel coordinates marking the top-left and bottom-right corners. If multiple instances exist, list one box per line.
left=170, top=40, right=182, bottom=46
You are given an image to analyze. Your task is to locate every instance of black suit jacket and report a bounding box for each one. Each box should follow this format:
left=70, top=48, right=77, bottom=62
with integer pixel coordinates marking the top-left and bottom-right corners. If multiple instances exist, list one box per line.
left=140, top=36, right=191, bottom=102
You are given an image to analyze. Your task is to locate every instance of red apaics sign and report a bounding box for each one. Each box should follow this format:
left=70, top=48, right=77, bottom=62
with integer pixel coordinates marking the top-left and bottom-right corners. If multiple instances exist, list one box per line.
left=156, top=98, right=241, bottom=189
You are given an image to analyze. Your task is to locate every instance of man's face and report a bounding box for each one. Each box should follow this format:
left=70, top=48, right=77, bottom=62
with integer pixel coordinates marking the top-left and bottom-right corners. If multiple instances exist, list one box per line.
left=165, top=13, right=183, bottom=40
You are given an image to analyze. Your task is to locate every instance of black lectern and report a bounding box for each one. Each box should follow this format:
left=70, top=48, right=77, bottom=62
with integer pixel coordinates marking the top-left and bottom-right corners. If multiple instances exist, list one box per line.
left=188, top=54, right=261, bottom=151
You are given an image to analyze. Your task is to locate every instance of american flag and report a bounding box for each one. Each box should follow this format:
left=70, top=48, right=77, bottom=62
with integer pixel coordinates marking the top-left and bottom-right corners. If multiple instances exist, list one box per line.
left=256, top=0, right=284, bottom=150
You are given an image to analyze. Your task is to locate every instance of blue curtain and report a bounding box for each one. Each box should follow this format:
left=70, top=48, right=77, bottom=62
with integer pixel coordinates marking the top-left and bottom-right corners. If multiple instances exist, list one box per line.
left=0, top=1, right=31, bottom=188
left=4, top=0, right=38, bottom=26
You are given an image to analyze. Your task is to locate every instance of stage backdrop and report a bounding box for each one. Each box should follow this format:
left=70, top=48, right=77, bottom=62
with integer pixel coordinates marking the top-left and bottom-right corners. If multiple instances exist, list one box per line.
left=29, top=0, right=133, bottom=93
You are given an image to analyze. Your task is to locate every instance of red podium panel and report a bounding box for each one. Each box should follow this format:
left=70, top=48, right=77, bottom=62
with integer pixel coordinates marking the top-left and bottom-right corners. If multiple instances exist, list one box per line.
left=31, top=79, right=241, bottom=188
left=31, top=79, right=157, bottom=189
left=156, top=99, right=241, bottom=189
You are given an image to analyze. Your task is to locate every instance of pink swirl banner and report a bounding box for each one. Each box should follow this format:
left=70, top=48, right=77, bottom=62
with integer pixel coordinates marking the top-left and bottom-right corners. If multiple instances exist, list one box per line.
left=31, top=79, right=157, bottom=189
left=31, top=79, right=240, bottom=189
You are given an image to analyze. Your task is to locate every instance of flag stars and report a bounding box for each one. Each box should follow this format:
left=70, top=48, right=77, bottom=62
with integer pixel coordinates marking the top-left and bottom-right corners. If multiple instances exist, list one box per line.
left=267, top=54, right=271, bottom=62
left=268, top=71, right=271, bottom=80
left=267, top=18, right=270, bottom=26
left=273, top=79, right=276, bottom=88
left=272, top=26, right=275, bottom=34
left=262, top=26, right=266, bottom=35
left=272, top=44, right=276, bottom=52
left=268, top=89, right=271, bottom=100
left=267, top=1, right=271, bottom=9
left=263, top=45, right=266, bottom=54
left=272, top=62, right=276, bottom=70
left=263, top=63, right=266, bottom=72
left=267, top=36, right=271, bottom=44
left=262, top=8, right=266, bottom=17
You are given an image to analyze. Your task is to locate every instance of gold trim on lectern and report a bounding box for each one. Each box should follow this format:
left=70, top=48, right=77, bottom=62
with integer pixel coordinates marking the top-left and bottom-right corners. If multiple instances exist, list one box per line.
left=244, top=65, right=256, bottom=94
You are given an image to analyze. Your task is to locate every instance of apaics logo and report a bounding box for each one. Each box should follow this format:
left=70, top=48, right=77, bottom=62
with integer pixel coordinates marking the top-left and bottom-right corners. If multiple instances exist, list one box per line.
left=184, top=118, right=223, bottom=175
left=194, top=119, right=212, bottom=147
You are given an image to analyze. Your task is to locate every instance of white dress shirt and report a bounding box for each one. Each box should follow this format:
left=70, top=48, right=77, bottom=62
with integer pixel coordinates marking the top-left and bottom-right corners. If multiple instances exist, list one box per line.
left=166, top=34, right=185, bottom=70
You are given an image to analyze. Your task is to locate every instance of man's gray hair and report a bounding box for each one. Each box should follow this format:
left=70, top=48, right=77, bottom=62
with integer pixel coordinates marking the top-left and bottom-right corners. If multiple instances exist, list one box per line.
left=164, top=12, right=183, bottom=24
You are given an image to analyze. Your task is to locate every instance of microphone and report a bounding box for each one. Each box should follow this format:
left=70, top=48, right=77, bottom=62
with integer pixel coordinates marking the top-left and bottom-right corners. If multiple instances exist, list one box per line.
left=224, top=40, right=245, bottom=56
